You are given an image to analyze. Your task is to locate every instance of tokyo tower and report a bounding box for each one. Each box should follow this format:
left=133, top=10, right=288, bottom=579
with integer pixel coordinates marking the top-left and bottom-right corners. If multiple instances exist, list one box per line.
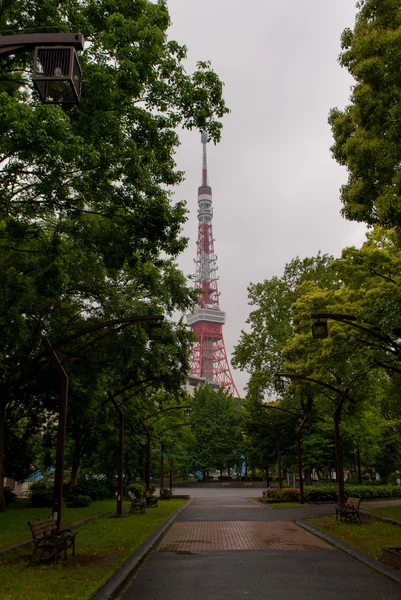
left=186, top=132, right=239, bottom=397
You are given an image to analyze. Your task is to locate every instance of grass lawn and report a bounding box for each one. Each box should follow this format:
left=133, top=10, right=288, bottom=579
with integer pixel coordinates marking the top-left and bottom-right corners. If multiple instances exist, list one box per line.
left=306, top=515, right=401, bottom=561
left=269, top=502, right=303, bottom=509
left=0, top=499, right=186, bottom=600
left=366, top=506, right=401, bottom=521
left=0, top=499, right=118, bottom=549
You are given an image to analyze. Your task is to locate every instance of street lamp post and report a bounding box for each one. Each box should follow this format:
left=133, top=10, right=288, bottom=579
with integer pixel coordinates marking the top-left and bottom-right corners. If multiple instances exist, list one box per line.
left=139, top=405, right=191, bottom=493
left=42, top=337, right=68, bottom=533
left=277, top=372, right=349, bottom=506
left=108, top=392, right=124, bottom=519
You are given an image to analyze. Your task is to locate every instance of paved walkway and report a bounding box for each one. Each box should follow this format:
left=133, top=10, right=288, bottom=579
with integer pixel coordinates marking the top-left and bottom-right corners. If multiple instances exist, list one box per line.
left=120, top=491, right=401, bottom=600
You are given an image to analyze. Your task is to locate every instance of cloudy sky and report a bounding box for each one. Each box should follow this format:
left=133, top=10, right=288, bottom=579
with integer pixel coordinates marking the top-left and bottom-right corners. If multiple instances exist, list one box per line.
left=166, top=0, right=366, bottom=396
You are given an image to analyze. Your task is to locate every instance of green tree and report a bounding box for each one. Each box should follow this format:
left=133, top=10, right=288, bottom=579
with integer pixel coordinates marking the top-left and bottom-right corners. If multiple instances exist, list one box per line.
left=232, top=253, right=337, bottom=397
left=188, top=385, right=242, bottom=480
left=329, top=0, right=401, bottom=228
left=0, top=0, right=229, bottom=511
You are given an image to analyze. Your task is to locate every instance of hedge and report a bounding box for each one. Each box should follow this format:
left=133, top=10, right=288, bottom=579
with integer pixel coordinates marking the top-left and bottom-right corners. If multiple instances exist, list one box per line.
left=303, top=484, right=401, bottom=503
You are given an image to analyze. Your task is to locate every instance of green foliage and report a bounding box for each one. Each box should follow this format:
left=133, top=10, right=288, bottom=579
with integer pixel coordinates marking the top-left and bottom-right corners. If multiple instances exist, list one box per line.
left=272, top=487, right=300, bottom=501
left=0, top=0, right=229, bottom=512
left=29, top=482, right=53, bottom=508
left=304, top=484, right=401, bottom=502
left=69, top=479, right=113, bottom=501
left=329, top=0, right=401, bottom=227
left=304, top=486, right=339, bottom=503
left=66, top=494, right=92, bottom=508
left=345, top=484, right=401, bottom=499
left=130, top=483, right=146, bottom=500
left=4, top=487, right=16, bottom=505
left=187, top=385, right=242, bottom=475
left=233, top=253, right=337, bottom=397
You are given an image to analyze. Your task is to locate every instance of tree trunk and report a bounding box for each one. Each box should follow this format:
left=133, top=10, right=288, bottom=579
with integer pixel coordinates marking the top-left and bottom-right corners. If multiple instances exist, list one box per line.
left=69, top=437, right=82, bottom=489
left=0, top=398, right=6, bottom=513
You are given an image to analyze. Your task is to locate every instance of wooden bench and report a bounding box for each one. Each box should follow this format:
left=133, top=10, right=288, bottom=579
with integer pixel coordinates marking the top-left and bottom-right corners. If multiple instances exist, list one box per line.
left=128, top=492, right=145, bottom=514
left=28, top=517, right=77, bottom=564
left=262, top=487, right=272, bottom=498
left=335, top=497, right=361, bottom=523
left=244, top=482, right=253, bottom=488
left=145, top=491, right=158, bottom=508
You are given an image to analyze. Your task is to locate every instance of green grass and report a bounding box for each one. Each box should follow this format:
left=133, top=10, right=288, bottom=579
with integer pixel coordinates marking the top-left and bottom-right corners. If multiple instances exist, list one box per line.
left=269, top=502, right=303, bottom=509
left=0, top=499, right=117, bottom=549
left=0, top=499, right=186, bottom=600
left=306, top=515, right=401, bottom=561
left=366, top=505, right=401, bottom=521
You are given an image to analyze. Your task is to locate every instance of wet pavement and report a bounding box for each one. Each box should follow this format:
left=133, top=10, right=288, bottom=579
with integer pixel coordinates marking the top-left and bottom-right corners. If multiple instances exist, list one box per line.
left=120, top=490, right=401, bottom=600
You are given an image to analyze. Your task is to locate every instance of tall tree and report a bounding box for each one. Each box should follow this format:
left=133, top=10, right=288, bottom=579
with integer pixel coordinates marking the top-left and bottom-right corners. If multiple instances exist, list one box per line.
left=0, top=0, right=229, bottom=510
left=329, top=0, right=401, bottom=228
left=232, top=253, right=337, bottom=397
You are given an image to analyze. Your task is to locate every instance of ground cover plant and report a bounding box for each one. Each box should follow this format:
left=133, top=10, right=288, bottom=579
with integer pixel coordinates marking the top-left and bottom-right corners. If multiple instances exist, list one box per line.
left=306, top=515, right=401, bottom=562
left=0, top=498, right=117, bottom=549
left=0, top=499, right=186, bottom=600
left=367, top=506, right=401, bottom=522
left=269, top=502, right=302, bottom=509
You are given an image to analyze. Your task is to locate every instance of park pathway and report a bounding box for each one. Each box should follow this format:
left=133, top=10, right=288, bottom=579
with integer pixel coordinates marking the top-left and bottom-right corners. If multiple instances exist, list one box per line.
left=120, top=491, right=401, bottom=600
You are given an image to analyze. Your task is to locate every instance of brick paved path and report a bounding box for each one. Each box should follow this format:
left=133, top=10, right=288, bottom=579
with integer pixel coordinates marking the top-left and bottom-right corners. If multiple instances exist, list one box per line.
left=120, top=492, right=401, bottom=600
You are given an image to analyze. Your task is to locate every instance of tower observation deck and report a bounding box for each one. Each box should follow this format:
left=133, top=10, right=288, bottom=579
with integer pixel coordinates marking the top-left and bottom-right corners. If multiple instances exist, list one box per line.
left=186, top=133, right=239, bottom=397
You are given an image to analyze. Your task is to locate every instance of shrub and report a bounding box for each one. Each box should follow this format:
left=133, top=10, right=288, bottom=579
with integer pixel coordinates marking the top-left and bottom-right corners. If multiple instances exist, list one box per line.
left=130, top=483, right=145, bottom=500
left=303, top=484, right=401, bottom=503
left=68, top=478, right=113, bottom=501
left=4, top=487, right=17, bottom=505
left=344, top=484, right=401, bottom=499
left=66, top=494, right=92, bottom=508
left=30, top=482, right=53, bottom=508
left=281, top=487, right=300, bottom=501
left=304, top=485, right=338, bottom=503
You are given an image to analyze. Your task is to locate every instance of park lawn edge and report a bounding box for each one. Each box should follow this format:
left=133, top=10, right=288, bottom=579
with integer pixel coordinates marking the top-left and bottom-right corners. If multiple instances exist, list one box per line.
left=305, top=514, right=401, bottom=563
left=0, top=499, right=187, bottom=600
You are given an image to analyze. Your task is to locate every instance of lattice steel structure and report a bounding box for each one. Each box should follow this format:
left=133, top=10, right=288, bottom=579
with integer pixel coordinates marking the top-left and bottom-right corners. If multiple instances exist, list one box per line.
left=186, top=133, right=239, bottom=396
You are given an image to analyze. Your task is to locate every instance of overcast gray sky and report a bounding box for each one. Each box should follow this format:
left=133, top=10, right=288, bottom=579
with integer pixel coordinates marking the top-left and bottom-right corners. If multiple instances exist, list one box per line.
left=166, top=0, right=366, bottom=396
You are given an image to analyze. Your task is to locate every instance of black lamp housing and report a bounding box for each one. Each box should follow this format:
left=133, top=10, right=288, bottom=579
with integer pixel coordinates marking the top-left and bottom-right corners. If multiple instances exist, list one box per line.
left=311, top=320, right=329, bottom=339
left=32, top=45, right=82, bottom=104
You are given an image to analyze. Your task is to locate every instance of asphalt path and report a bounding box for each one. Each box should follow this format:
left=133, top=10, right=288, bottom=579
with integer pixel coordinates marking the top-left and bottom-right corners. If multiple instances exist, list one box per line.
left=120, top=490, right=401, bottom=600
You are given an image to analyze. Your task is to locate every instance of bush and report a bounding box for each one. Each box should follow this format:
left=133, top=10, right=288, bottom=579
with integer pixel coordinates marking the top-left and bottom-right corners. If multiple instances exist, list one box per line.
left=4, top=487, right=17, bottom=505
left=68, top=478, right=114, bottom=501
left=304, top=485, right=338, bottom=503
left=344, top=484, right=401, bottom=499
left=303, top=484, right=401, bottom=503
left=66, top=494, right=92, bottom=508
left=30, top=482, right=53, bottom=508
left=281, top=487, right=300, bottom=501
left=130, top=483, right=145, bottom=500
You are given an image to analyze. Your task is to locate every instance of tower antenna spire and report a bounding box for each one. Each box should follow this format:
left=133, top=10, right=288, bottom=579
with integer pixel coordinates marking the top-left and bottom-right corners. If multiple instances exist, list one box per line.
left=186, top=132, right=239, bottom=397
left=201, top=131, right=208, bottom=187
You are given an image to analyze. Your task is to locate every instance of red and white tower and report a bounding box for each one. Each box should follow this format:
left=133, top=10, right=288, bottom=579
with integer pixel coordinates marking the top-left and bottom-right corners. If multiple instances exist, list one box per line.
left=186, top=132, right=239, bottom=397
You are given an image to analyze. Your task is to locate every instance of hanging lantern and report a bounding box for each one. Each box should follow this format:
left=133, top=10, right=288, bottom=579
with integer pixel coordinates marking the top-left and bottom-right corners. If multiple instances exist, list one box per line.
left=148, top=322, right=163, bottom=340
left=311, top=319, right=329, bottom=339
left=32, top=46, right=82, bottom=104
left=274, top=378, right=285, bottom=391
